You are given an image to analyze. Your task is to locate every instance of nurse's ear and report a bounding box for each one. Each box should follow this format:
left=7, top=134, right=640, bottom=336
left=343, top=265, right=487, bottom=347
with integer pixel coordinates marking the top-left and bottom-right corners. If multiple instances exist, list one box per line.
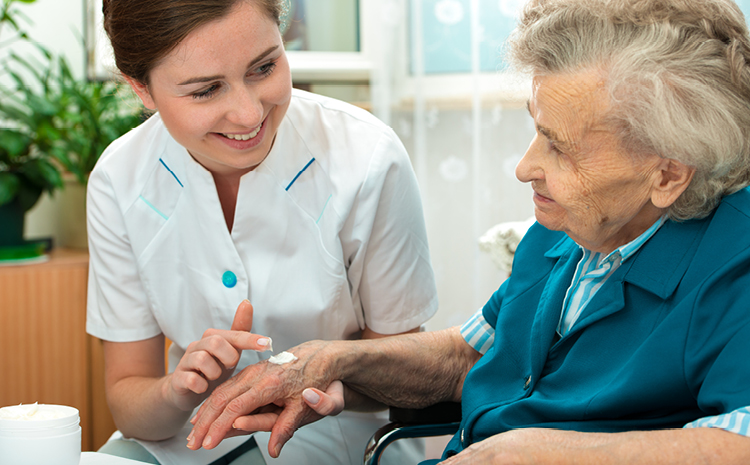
left=124, top=75, right=157, bottom=111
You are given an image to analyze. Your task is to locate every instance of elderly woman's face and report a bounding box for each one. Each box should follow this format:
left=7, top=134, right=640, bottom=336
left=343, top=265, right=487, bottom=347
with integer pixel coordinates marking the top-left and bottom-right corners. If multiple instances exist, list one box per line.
left=516, top=70, right=667, bottom=254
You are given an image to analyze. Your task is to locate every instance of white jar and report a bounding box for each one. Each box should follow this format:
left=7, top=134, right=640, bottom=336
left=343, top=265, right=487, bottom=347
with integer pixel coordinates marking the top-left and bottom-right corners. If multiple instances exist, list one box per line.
left=0, top=404, right=81, bottom=465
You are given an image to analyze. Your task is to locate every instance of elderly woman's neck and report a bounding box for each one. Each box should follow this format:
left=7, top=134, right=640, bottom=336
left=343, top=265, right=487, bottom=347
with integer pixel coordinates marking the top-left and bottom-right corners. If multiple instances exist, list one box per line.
left=577, top=206, right=666, bottom=256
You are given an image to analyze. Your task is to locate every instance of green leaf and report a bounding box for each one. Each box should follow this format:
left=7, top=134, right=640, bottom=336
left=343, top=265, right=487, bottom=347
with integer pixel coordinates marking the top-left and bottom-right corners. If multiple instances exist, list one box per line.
left=0, top=172, right=21, bottom=206
left=0, top=129, right=31, bottom=158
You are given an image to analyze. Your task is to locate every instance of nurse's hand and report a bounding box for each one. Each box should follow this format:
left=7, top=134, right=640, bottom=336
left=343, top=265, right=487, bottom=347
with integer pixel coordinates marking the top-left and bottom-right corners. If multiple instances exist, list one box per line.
left=166, top=300, right=272, bottom=413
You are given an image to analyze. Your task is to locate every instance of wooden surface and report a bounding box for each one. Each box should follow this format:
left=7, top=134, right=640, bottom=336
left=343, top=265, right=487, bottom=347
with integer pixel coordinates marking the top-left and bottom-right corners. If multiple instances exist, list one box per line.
left=0, top=249, right=117, bottom=451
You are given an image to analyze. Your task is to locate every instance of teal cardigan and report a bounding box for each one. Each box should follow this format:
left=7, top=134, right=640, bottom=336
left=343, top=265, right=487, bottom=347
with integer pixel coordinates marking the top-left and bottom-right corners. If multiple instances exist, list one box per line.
left=440, top=187, right=750, bottom=460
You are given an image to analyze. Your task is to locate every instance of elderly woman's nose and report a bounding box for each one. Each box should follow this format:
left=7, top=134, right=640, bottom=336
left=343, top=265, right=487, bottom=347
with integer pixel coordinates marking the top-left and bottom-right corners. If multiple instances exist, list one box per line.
left=226, top=87, right=264, bottom=127
left=516, top=137, right=542, bottom=183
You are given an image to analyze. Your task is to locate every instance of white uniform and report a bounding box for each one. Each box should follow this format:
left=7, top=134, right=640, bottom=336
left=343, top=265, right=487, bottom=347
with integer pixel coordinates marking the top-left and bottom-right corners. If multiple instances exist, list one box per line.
left=86, top=89, right=438, bottom=465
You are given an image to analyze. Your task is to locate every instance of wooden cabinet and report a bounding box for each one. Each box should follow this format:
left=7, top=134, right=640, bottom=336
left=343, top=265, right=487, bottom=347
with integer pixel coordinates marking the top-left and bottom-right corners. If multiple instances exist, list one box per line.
left=0, top=249, right=116, bottom=451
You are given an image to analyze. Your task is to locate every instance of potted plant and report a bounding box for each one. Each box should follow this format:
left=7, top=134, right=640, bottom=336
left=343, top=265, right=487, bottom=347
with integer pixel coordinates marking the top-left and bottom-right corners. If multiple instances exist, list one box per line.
left=0, top=0, right=142, bottom=254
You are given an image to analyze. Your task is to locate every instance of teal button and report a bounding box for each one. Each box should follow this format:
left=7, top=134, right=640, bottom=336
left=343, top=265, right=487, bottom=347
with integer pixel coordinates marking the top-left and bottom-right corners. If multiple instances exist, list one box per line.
left=222, top=271, right=237, bottom=288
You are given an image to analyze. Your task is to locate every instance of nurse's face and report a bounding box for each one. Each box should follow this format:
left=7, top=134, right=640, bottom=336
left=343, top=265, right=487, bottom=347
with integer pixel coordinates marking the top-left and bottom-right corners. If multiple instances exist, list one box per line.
left=128, top=1, right=292, bottom=176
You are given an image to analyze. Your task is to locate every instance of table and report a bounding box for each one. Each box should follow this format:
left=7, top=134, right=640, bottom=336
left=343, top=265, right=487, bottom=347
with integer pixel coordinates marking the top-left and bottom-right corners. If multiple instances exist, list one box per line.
left=81, top=452, right=152, bottom=464
left=0, top=249, right=117, bottom=450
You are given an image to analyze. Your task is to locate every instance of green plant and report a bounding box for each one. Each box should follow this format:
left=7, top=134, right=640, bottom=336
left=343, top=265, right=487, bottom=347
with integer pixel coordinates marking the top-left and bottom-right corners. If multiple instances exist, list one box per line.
left=0, top=3, right=142, bottom=210
left=0, top=0, right=58, bottom=211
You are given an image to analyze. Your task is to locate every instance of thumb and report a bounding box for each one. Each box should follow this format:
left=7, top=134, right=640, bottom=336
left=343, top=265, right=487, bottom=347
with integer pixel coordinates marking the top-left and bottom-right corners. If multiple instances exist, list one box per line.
left=302, top=381, right=344, bottom=417
left=231, top=300, right=254, bottom=332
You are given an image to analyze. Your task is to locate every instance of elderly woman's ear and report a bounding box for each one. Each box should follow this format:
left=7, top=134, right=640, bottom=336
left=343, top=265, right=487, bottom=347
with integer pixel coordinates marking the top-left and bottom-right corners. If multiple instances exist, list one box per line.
left=650, top=158, right=696, bottom=209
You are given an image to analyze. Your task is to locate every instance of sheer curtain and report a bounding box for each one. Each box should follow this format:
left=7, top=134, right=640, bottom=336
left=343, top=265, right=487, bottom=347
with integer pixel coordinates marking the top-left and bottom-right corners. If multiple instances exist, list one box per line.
left=368, top=0, right=536, bottom=331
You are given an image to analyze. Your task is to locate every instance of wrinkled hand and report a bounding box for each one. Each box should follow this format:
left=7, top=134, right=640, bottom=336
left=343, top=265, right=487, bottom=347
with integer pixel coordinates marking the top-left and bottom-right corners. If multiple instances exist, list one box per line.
left=166, top=300, right=271, bottom=412
left=441, top=428, right=611, bottom=465
left=187, top=339, right=337, bottom=457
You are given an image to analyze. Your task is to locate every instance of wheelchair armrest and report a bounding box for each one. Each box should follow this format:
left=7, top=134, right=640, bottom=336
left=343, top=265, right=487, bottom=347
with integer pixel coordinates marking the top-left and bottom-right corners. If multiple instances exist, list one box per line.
left=363, top=402, right=461, bottom=465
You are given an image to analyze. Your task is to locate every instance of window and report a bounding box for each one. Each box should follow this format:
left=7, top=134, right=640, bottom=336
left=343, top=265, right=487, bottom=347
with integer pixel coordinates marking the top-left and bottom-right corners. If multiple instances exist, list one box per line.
left=85, top=0, right=372, bottom=83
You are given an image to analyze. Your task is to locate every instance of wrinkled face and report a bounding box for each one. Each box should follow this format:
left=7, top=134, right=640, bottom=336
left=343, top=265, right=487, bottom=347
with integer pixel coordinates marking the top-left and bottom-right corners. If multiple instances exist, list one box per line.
left=131, top=0, right=292, bottom=176
left=515, top=70, right=666, bottom=254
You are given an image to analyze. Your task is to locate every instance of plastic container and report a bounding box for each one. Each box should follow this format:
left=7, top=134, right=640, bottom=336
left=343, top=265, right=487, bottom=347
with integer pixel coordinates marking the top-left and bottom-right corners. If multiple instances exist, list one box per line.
left=0, top=404, right=81, bottom=465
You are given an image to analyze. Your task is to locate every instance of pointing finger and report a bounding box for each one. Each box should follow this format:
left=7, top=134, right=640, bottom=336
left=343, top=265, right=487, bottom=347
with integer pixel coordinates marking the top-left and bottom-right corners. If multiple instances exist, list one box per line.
left=231, top=300, right=254, bottom=332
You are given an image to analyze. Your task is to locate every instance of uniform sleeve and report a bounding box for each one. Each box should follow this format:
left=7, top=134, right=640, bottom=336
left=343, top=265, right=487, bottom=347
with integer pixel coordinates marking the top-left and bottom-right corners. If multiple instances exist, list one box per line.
left=340, top=128, right=438, bottom=334
left=86, top=165, right=162, bottom=342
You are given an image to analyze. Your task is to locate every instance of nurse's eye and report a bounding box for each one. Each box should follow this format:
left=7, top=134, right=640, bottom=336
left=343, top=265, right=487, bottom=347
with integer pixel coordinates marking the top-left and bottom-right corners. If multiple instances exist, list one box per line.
left=193, top=84, right=220, bottom=100
left=249, top=61, right=277, bottom=79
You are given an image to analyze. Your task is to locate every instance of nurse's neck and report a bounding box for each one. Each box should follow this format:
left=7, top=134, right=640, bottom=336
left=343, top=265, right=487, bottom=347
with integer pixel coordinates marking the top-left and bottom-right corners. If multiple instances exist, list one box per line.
left=212, top=171, right=242, bottom=232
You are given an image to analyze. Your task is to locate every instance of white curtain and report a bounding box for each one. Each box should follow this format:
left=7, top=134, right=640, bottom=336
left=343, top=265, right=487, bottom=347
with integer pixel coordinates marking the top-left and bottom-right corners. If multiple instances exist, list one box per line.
left=369, top=0, right=536, bottom=330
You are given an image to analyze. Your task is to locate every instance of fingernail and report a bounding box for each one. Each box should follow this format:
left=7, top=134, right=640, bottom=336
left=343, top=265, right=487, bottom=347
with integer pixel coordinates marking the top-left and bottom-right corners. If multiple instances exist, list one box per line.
left=203, top=435, right=213, bottom=449
left=274, top=445, right=281, bottom=457
left=303, top=388, right=320, bottom=404
left=190, top=415, right=197, bottom=425
left=257, top=337, right=272, bottom=351
left=187, top=436, right=195, bottom=449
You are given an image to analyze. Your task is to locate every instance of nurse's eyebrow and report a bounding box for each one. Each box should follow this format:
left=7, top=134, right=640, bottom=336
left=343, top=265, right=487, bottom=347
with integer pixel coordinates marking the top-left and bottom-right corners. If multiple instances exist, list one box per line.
left=177, top=45, right=280, bottom=86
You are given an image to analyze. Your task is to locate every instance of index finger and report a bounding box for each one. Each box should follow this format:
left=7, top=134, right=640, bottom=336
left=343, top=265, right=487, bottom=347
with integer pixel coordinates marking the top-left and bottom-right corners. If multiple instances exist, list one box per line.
left=199, top=328, right=271, bottom=356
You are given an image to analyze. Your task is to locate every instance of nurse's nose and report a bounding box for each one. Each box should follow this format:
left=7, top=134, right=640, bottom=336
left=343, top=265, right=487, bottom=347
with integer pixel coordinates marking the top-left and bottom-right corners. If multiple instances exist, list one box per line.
left=225, top=86, right=264, bottom=128
left=515, top=134, right=544, bottom=184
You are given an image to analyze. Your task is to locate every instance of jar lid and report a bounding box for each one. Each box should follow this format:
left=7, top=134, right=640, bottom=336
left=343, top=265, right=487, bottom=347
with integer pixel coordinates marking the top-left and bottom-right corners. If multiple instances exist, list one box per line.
left=0, top=404, right=79, bottom=432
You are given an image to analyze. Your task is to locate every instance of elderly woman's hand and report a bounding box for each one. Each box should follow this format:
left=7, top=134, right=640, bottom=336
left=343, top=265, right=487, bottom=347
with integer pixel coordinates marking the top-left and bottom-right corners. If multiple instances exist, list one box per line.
left=187, top=339, right=340, bottom=457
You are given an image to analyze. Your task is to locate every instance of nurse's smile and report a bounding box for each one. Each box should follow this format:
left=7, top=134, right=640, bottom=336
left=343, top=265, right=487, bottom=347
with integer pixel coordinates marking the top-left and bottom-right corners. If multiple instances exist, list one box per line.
left=214, top=117, right=268, bottom=151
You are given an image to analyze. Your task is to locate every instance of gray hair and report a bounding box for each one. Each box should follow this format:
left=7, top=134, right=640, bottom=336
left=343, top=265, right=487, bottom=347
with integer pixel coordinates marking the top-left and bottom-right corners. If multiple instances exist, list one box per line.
left=507, top=0, right=750, bottom=220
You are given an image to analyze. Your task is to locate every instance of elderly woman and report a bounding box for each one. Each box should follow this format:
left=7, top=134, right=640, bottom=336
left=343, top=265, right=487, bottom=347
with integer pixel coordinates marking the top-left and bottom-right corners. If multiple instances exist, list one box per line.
left=187, top=0, right=750, bottom=463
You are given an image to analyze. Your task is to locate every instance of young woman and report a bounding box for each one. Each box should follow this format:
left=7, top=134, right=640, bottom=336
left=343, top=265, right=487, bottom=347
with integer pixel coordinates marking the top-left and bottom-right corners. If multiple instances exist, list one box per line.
left=87, top=1, right=438, bottom=463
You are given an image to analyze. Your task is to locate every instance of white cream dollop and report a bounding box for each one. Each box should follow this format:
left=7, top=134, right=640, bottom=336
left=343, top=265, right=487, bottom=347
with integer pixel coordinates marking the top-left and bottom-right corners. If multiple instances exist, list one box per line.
left=0, top=403, right=71, bottom=421
left=268, top=351, right=298, bottom=365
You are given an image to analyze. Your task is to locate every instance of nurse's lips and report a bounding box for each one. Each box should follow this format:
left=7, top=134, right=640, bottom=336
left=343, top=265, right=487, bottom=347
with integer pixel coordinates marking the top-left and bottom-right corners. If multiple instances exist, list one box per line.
left=214, top=118, right=267, bottom=149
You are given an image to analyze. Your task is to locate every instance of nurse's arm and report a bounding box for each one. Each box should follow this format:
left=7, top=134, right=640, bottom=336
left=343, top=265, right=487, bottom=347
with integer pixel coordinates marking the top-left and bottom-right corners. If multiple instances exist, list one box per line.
left=103, top=335, right=192, bottom=440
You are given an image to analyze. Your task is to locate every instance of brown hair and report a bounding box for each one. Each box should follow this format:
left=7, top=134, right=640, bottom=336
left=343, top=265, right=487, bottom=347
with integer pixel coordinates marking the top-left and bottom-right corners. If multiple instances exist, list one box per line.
left=102, top=0, right=285, bottom=85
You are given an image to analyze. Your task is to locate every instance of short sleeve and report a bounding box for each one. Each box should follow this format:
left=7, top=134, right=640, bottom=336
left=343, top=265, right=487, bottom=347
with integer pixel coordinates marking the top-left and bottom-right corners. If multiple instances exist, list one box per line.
left=86, top=165, right=162, bottom=342
left=341, top=129, right=438, bottom=334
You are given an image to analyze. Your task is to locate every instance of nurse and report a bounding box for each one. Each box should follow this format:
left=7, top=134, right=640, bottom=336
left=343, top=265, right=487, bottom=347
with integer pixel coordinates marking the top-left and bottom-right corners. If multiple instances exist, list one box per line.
left=86, top=1, right=438, bottom=464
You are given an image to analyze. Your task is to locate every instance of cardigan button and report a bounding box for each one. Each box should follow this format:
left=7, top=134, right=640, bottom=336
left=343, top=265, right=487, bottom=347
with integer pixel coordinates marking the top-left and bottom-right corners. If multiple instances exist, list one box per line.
left=460, top=428, right=465, bottom=444
left=523, top=375, right=532, bottom=390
